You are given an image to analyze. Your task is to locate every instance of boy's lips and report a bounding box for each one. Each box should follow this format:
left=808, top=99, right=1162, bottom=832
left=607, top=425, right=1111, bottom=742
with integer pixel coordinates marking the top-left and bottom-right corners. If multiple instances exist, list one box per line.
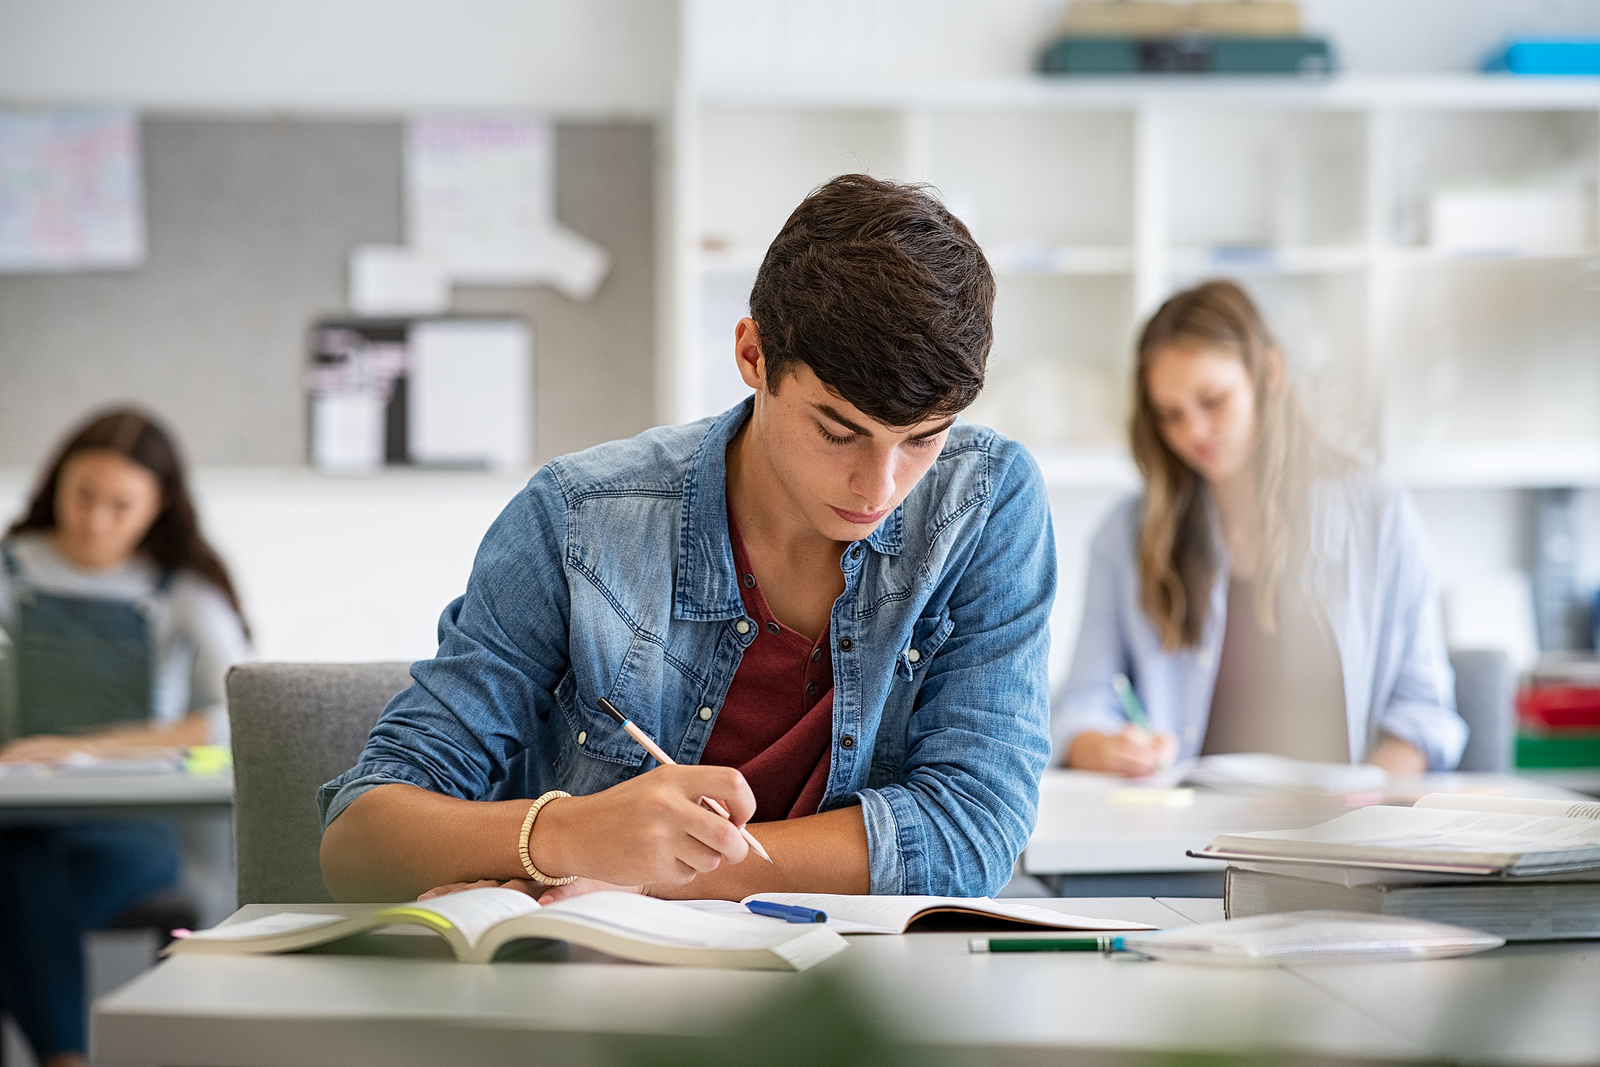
left=831, top=505, right=890, bottom=525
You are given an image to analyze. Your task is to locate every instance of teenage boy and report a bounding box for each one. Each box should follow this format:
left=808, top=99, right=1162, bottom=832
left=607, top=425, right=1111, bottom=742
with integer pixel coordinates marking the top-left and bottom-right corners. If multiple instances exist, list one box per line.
left=319, top=174, right=1055, bottom=903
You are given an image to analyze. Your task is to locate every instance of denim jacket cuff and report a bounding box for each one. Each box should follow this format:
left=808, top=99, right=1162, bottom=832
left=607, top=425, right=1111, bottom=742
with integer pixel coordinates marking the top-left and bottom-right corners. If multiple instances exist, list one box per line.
left=317, top=762, right=439, bottom=829
left=857, top=787, right=914, bottom=895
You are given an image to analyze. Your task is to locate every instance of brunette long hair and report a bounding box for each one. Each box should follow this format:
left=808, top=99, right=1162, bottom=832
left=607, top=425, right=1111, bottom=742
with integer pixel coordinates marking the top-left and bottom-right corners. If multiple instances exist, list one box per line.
left=7, top=408, right=249, bottom=636
left=1130, top=281, right=1349, bottom=650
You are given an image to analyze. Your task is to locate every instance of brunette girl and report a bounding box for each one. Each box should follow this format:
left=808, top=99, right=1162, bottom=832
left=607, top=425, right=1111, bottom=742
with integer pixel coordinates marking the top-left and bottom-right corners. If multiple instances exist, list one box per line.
left=0, top=409, right=249, bottom=1067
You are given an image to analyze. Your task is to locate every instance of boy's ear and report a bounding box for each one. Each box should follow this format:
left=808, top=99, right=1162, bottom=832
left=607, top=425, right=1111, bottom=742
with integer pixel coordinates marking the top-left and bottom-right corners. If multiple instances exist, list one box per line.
left=734, top=317, right=765, bottom=390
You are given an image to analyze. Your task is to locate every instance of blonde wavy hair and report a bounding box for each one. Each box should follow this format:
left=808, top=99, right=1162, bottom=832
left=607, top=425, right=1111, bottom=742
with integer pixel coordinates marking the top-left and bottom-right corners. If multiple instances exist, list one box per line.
left=1130, top=280, right=1350, bottom=651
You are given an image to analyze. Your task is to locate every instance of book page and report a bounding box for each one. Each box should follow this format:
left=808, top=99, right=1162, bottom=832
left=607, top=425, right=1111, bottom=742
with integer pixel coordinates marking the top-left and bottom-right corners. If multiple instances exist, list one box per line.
left=742, top=894, right=1154, bottom=933
left=183, top=913, right=348, bottom=941
left=1218, top=805, right=1600, bottom=857
left=1414, top=794, right=1600, bottom=821
left=379, top=887, right=542, bottom=950
left=540, top=892, right=825, bottom=949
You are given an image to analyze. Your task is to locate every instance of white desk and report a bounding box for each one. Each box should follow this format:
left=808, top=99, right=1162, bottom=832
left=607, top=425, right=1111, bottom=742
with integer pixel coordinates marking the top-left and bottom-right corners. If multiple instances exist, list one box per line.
left=92, top=896, right=1600, bottom=1066
left=0, top=767, right=233, bottom=824
left=1024, top=769, right=1590, bottom=878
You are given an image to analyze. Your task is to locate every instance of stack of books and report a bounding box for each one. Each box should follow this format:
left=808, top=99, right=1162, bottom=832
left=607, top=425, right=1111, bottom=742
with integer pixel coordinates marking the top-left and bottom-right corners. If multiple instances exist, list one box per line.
left=1516, top=655, right=1600, bottom=771
left=1195, top=793, right=1600, bottom=941
left=1039, top=0, right=1335, bottom=76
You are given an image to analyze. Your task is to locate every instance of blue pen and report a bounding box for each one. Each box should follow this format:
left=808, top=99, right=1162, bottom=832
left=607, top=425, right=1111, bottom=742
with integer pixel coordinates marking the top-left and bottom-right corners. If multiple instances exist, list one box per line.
left=746, top=900, right=828, bottom=924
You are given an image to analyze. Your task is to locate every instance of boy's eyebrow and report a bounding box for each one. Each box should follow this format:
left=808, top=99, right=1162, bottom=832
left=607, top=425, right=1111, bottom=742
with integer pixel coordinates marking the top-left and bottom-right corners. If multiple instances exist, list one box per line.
left=813, top=403, right=874, bottom=437
left=814, top=403, right=956, bottom=441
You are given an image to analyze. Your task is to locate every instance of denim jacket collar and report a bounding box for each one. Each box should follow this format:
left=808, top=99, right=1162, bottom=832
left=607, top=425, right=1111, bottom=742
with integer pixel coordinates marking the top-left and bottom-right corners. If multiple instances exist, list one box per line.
left=673, top=398, right=905, bottom=622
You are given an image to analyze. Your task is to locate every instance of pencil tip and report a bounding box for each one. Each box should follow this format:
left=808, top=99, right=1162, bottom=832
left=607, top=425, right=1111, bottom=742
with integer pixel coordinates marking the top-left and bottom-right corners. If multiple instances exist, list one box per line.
left=596, top=697, right=626, bottom=725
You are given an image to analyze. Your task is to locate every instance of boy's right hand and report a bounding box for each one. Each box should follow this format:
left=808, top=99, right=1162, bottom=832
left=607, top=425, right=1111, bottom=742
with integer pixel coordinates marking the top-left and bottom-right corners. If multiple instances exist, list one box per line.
left=1067, top=726, right=1179, bottom=777
left=527, top=765, right=757, bottom=887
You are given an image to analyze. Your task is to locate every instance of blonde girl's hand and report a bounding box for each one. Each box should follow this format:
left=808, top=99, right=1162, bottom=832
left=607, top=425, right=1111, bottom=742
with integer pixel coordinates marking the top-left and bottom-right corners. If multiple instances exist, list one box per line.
left=1068, top=726, right=1179, bottom=777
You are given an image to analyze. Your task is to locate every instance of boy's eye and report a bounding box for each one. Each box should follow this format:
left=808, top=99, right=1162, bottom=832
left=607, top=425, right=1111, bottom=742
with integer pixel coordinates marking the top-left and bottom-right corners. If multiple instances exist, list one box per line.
left=906, top=434, right=941, bottom=449
left=816, top=425, right=854, bottom=445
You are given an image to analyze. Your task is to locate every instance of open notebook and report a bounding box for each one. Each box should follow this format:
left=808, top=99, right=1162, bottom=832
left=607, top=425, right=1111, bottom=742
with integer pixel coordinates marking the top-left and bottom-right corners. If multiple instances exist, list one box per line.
left=689, top=894, right=1158, bottom=935
left=164, top=888, right=846, bottom=971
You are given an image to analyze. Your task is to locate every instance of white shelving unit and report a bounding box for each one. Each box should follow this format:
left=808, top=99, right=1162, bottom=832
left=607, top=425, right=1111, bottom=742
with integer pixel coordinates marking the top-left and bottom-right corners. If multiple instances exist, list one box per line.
left=669, top=64, right=1600, bottom=490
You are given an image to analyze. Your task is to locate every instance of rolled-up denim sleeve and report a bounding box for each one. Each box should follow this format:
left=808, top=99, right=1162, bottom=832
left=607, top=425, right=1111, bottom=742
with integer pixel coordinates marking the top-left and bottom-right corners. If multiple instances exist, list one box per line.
left=1372, top=493, right=1467, bottom=771
left=318, top=471, right=574, bottom=828
left=857, top=442, right=1055, bottom=897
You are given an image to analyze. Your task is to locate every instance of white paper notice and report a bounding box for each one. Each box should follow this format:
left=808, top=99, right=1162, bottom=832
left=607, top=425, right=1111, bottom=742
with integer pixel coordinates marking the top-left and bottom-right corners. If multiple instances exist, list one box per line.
left=408, top=319, right=531, bottom=470
left=406, top=116, right=610, bottom=300
left=348, top=245, right=450, bottom=316
left=0, top=107, right=145, bottom=272
left=311, top=391, right=386, bottom=474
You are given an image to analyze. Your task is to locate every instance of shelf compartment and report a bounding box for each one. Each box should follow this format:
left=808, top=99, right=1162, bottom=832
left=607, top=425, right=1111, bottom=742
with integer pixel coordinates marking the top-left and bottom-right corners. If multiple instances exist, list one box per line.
left=1163, top=108, right=1367, bottom=249
left=1168, top=244, right=1368, bottom=275
left=918, top=109, right=1135, bottom=249
left=965, top=274, right=1136, bottom=451
left=697, top=106, right=908, bottom=254
left=1379, top=257, right=1600, bottom=466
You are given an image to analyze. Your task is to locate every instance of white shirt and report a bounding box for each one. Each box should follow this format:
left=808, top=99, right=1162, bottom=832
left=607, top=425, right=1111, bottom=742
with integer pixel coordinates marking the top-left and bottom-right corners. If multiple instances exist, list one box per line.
left=0, top=532, right=250, bottom=744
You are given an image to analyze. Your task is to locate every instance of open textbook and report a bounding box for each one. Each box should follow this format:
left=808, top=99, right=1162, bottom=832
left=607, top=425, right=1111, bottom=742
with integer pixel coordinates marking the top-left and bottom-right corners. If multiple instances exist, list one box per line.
left=163, top=888, right=845, bottom=971
left=1194, top=793, right=1600, bottom=876
left=694, top=894, right=1158, bottom=935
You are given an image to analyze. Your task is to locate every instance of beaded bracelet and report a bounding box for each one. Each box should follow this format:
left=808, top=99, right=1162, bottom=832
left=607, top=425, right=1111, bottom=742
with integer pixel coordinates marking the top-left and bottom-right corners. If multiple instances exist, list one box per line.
left=517, top=790, right=576, bottom=886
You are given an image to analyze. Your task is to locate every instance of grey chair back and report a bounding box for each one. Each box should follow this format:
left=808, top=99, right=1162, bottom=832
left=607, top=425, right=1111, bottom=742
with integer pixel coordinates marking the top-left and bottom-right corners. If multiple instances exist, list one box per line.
left=227, top=661, right=413, bottom=905
left=1450, top=648, right=1514, bottom=773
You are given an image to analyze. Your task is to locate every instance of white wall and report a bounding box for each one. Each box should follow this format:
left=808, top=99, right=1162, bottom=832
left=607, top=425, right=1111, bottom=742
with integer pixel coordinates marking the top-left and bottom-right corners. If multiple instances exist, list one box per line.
left=8, top=0, right=1600, bottom=119
left=0, top=0, right=676, bottom=115
left=0, top=468, right=522, bottom=663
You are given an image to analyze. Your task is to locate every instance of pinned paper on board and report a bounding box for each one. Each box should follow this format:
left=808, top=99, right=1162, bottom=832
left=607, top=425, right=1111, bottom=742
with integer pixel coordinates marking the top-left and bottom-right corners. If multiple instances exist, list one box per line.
left=0, top=107, right=146, bottom=273
left=405, top=116, right=611, bottom=301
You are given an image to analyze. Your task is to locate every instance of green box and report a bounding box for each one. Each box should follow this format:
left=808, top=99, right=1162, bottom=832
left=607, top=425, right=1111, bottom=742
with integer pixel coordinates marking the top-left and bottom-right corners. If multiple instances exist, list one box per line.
left=1516, top=730, right=1600, bottom=768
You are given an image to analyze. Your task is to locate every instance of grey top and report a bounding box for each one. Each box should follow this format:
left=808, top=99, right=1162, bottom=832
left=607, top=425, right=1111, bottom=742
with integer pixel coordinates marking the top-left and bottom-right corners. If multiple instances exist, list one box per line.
left=1201, top=576, right=1349, bottom=762
left=0, top=532, right=250, bottom=744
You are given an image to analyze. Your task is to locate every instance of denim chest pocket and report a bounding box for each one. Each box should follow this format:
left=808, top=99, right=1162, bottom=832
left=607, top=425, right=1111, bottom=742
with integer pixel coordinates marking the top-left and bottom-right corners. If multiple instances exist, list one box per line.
left=552, top=670, right=647, bottom=770
left=895, top=610, right=954, bottom=681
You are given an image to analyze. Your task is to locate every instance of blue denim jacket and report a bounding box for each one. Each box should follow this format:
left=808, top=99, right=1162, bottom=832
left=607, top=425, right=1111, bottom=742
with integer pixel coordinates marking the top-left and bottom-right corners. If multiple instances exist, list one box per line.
left=1052, top=471, right=1467, bottom=771
left=320, top=400, right=1056, bottom=896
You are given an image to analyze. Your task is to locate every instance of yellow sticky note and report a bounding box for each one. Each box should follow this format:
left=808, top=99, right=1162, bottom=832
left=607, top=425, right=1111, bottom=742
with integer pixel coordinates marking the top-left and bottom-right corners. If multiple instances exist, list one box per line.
left=184, top=745, right=233, bottom=776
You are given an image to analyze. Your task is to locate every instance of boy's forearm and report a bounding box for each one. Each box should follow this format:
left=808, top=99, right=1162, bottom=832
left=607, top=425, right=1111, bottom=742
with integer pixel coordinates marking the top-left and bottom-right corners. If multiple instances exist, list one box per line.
left=320, top=783, right=530, bottom=902
left=650, top=806, right=870, bottom=901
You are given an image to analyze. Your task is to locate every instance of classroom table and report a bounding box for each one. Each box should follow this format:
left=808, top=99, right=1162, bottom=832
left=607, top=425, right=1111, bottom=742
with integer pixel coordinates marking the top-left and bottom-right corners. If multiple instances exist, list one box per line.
left=91, top=895, right=1600, bottom=1066
left=1023, top=768, right=1590, bottom=895
left=0, top=765, right=233, bottom=824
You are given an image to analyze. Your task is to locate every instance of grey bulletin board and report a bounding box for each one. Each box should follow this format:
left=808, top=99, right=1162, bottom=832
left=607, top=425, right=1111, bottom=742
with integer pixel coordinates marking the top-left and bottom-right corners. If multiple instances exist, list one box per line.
left=0, top=116, right=656, bottom=469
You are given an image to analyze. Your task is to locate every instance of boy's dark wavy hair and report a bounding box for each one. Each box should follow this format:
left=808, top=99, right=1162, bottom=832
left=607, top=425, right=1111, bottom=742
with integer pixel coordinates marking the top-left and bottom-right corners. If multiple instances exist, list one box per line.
left=9, top=407, right=250, bottom=637
left=748, top=173, right=994, bottom=426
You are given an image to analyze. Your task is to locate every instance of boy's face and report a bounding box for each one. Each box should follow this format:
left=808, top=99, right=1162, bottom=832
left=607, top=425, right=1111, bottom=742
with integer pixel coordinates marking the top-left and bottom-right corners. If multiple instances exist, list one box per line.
left=735, top=319, right=956, bottom=544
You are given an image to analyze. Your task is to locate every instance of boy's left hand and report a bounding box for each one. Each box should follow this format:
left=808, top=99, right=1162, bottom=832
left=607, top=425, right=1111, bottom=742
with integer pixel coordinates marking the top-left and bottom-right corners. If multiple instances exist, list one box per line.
left=417, top=877, right=645, bottom=903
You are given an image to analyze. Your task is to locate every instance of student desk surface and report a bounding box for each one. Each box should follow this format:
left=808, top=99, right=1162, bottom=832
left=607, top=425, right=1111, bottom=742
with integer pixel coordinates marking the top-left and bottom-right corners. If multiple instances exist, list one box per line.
left=0, top=766, right=233, bottom=824
left=1024, top=768, right=1591, bottom=877
left=91, top=896, right=1600, bottom=1066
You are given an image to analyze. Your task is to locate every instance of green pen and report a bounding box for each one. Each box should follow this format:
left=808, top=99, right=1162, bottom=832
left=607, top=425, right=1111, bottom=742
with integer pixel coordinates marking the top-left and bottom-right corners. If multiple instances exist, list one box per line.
left=969, top=936, right=1128, bottom=954
left=1111, top=672, right=1150, bottom=733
